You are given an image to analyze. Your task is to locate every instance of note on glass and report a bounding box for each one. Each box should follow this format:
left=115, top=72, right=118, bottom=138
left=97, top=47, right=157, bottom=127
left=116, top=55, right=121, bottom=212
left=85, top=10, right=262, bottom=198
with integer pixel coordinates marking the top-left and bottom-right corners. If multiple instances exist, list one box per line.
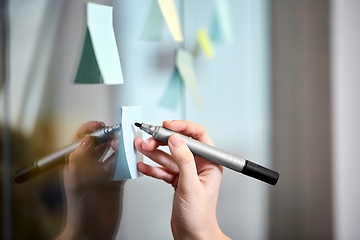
left=157, top=0, right=183, bottom=42
left=158, top=68, right=182, bottom=109
left=75, top=28, right=103, bottom=84
left=176, top=49, right=203, bottom=108
left=197, top=28, right=215, bottom=58
left=113, top=106, right=143, bottom=181
left=87, top=2, right=124, bottom=84
left=209, top=0, right=233, bottom=43
left=140, top=0, right=164, bottom=41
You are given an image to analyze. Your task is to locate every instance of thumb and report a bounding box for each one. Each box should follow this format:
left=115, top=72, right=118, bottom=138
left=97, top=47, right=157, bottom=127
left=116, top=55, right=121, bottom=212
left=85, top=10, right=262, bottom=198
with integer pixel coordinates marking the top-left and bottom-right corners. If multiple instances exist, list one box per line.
left=68, top=134, right=95, bottom=170
left=168, top=134, right=199, bottom=186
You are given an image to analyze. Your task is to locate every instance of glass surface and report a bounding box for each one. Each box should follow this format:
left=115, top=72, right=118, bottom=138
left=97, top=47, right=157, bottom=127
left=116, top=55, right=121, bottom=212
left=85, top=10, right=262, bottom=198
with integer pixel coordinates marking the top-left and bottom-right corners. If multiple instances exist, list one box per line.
left=1, top=0, right=271, bottom=239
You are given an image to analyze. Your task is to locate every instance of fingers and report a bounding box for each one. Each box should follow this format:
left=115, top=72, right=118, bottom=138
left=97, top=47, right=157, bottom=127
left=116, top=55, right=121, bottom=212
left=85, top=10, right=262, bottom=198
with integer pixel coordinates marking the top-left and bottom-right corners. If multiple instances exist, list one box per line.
left=137, top=162, right=176, bottom=184
left=134, top=137, right=179, bottom=174
left=163, top=120, right=214, bottom=146
left=73, top=121, right=105, bottom=142
left=168, top=134, right=199, bottom=186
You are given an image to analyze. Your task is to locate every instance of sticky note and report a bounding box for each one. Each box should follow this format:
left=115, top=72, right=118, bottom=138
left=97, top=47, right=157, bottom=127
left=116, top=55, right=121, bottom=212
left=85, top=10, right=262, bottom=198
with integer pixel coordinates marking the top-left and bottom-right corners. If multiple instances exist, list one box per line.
left=159, top=68, right=182, bottom=109
left=157, top=0, right=183, bottom=42
left=74, top=28, right=103, bottom=84
left=209, top=0, right=233, bottom=43
left=87, top=2, right=124, bottom=84
left=175, top=49, right=203, bottom=108
left=140, top=0, right=164, bottom=41
left=197, top=28, right=215, bottom=58
left=113, top=106, right=143, bottom=181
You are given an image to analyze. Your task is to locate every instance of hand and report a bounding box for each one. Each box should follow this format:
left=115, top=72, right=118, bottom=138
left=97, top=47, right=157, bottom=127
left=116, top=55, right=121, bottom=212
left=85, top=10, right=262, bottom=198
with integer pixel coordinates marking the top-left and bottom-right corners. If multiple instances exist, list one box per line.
left=134, top=120, right=230, bottom=240
left=56, top=121, right=124, bottom=240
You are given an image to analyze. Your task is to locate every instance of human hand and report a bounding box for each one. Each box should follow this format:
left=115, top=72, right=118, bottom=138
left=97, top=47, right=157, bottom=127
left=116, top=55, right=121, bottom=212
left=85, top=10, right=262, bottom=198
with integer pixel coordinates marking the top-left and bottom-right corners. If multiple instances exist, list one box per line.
left=134, top=120, right=230, bottom=240
left=56, top=121, right=124, bottom=240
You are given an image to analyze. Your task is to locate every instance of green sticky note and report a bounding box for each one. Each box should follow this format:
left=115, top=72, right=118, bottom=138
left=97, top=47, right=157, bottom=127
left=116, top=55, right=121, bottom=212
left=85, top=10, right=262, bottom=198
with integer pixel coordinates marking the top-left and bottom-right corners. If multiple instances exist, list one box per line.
left=175, top=49, right=203, bottom=108
left=209, top=0, right=233, bottom=43
left=87, top=2, right=124, bottom=85
left=75, top=28, right=102, bottom=84
left=140, top=0, right=164, bottom=41
left=159, top=68, right=182, bottom=109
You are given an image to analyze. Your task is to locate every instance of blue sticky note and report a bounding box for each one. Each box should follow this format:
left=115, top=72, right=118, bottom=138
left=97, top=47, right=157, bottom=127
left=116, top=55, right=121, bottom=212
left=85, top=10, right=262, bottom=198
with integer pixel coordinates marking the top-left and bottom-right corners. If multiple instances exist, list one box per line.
left=140, top=0, right=164, bottom=41
left=159, top=68, right=182, bottom=109
left=74, top=28, right=103, bottom=84
left=209, top=0, right=233, bottom=43
left=87, top=2, right=124, bottom=84
left=113, top=106, right=143, bottom=181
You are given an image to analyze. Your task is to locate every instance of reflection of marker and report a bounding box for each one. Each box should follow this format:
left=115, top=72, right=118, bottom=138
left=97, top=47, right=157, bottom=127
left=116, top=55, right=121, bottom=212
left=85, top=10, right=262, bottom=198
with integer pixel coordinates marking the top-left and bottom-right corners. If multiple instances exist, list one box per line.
left=135, top=122, right=279, bottom=185
left=14, top=124, right=121, bottom=183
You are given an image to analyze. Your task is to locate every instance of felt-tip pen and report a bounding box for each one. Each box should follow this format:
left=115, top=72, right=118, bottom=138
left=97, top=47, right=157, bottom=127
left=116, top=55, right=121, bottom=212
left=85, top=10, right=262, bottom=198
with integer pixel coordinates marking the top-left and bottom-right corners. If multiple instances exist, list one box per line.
left=13, top=124, right=121, bottom=183
left=135, top=122, right=279, bottom=185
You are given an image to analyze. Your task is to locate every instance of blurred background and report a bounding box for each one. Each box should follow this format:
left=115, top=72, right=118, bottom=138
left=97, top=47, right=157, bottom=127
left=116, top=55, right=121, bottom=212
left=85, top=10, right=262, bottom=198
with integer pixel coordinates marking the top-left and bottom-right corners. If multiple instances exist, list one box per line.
left=1, top=0, right=359, bottom=239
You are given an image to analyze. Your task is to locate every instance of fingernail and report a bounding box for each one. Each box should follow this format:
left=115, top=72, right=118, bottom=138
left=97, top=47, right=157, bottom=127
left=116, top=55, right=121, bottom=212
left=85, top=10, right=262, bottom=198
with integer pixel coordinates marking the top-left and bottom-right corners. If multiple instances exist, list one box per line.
left=142, top=138, right=150, bottom=149
left=99, top=121, right=106, bottom=127
left=81, top=134, right=90, bottom=147
left=169, top=134, right=182, bottom=147
left=163, top=120, right=173, bottom=126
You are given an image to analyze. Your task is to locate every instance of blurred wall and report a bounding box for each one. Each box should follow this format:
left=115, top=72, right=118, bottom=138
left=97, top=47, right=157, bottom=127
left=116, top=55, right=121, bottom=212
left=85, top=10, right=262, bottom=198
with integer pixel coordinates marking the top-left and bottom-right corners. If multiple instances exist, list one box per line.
left=270, top=1, right=333, bottom=239
left=331, top=0, right=360, bottom=239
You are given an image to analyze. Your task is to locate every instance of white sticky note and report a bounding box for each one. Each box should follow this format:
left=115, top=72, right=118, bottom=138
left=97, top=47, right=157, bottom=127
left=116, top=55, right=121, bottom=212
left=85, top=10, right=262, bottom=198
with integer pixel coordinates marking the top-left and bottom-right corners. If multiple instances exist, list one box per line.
left=157, top=0, right=183, bottom=42
left=87, top=2, right=124, bottom=84
left=175, top=49, right=203, bottom=108
left=113, top=106, right=143, bottom=181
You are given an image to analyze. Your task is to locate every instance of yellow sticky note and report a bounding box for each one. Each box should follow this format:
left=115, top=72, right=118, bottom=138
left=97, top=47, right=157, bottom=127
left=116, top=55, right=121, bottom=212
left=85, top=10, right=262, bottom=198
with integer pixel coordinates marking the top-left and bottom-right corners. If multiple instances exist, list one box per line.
left=176, top=49, right=203, bottom=108
left=157, top=0, right=184, bottom=42
left=197, top=28, right=215, bottom=58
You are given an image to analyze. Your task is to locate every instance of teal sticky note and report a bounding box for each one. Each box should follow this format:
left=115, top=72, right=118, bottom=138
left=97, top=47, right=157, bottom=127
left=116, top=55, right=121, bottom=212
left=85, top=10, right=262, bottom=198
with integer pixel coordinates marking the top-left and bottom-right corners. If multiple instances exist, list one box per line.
left=140, top=0, right=164, bottom=41
left=74, top=28, right=103, bottom=84
left=159, top=68, right=182, bottom=109
left=209, top=0, right=233, bottom=43
left=87, top=2, right=124, bottom=85
left=113, top=106, right=143, bottom=181
left=175, top=49, right=203, bottom=108
left=209, top=11, right=222, bottom=43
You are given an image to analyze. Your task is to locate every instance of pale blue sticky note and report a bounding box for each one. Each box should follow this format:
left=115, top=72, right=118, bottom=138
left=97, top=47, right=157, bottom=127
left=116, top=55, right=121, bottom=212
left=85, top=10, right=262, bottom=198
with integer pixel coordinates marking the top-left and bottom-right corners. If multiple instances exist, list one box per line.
left=209, top=0, right=233, bottom=43
left=158, top=68, right=182, bottom=109
left=87, top=2, right=124, bottom=84
left=140, top=0, right=164, bottom=41
left=113, top=106, right=143, bottom=181
left=175, top=49, right=203, bottom=108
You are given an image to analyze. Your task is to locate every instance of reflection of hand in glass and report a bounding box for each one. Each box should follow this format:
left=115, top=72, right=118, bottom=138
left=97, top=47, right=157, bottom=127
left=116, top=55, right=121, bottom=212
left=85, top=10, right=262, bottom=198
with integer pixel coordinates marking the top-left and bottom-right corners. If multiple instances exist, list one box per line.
left=134, top=120, right=231, bottom=240
left=56, top=121, right=124, bottom=240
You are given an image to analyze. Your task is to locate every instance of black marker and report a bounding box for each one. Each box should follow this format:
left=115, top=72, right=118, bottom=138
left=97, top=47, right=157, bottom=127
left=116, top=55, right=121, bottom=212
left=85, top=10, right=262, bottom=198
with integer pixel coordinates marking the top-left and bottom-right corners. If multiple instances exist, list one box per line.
left=135, top=122, right=279, bottom=185
left=14, top=124, right=121, bottom=183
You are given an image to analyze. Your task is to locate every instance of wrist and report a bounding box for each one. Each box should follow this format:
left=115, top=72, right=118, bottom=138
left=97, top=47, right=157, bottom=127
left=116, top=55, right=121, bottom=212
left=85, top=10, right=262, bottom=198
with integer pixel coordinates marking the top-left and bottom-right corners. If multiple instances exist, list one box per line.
left=173, top=224, right=230, bottom=240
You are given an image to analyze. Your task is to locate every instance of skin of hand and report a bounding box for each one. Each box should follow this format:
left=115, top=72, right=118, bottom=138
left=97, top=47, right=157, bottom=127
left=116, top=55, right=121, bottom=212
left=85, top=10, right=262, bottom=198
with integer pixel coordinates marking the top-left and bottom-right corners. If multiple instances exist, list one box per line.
left=134, top=120, right=231, bottom=240
left=56, top=121, right=124, bottom=240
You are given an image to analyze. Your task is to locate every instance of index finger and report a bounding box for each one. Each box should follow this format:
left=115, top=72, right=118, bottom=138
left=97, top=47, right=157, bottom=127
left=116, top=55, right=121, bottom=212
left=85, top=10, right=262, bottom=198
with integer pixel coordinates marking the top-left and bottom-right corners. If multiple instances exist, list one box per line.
left=162, top=120, right=214, bottom=146
left=72, top=121, right=105, bottom=142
